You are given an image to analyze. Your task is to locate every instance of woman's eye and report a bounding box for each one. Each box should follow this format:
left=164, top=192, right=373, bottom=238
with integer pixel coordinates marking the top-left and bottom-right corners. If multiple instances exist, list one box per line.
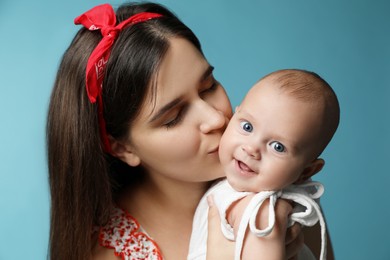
left=164, top=109, right=185, bottom=129
left=164, top=115, right=182, bottom=128
left=270, top=141, right=286, bottom=153
left=201, top=81, right=218, bottom=95
left=208, top=82, right=218, bottom=91
left=240, top=121, right=253, bottom=132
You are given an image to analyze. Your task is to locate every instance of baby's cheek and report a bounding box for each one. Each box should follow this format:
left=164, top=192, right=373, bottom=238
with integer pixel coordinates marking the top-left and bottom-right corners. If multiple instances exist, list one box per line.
left=218, top=142, right=230, bottom=165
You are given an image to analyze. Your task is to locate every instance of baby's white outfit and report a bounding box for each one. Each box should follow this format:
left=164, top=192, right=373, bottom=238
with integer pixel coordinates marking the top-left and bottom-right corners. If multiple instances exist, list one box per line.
left=188, top=179, right=326, bottom=260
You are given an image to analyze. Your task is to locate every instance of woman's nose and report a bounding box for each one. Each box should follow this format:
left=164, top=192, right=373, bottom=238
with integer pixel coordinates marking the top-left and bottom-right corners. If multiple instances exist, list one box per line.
left=199, top=103, right=227, bottom=134
left=242, top=145, right=261, bottom=160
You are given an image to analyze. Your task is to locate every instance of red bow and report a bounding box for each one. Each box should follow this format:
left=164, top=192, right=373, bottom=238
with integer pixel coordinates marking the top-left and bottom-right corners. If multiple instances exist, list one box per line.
left=74, top=4, right=162, bottom=152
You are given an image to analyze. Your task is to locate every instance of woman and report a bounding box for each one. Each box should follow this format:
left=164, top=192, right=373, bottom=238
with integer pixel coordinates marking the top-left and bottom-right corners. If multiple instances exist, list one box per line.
left=47, top=2, right=327, bottom=259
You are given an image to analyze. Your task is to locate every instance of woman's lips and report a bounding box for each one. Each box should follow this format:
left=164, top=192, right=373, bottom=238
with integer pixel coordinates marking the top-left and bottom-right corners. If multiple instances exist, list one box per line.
left=208, top=147, right=219, bottom=154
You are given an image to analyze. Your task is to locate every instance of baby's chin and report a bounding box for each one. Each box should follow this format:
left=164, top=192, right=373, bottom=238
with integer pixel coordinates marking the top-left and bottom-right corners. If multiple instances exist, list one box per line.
left=226, top=176, right=252, bottom=192
left=226, top=176, right=274, bottom=193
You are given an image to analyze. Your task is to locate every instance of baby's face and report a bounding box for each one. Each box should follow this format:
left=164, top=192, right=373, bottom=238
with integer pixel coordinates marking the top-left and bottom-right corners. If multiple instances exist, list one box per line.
left=219, top=79, right=324, bottom=192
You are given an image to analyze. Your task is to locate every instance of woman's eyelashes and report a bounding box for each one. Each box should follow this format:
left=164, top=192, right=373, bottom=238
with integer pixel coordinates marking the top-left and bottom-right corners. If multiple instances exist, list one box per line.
left=200, top=80, right=218, bottom=96
left=164, top=107, right=186, bottom=129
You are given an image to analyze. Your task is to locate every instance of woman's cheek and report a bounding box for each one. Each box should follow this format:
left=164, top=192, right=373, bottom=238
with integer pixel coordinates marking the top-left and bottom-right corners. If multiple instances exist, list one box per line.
left=169, top=128, right=201, bottom=158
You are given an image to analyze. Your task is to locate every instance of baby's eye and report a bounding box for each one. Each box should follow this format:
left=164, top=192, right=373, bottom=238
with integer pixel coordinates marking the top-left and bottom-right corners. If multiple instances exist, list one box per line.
left=270, top=141, right=285, bottom=153
left=240, top=121, right=253, bottom=132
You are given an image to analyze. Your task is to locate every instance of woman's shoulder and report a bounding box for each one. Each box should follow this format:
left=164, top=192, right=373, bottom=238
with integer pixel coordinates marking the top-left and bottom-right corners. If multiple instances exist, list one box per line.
left=94, top=207, right=163, bottom=260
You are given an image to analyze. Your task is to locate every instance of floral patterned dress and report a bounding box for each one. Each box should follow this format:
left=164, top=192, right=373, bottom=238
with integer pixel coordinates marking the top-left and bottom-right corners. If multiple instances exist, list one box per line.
left=98, top=207, right=163, bottom=260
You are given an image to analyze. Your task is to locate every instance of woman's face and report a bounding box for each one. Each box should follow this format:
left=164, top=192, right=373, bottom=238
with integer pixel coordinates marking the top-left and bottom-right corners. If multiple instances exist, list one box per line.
left=122, top=38, right=232, bottom=183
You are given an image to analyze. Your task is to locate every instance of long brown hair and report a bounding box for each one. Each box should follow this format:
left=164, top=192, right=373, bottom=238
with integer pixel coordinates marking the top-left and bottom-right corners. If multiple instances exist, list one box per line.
left=46, top=2, right=202, bottom=259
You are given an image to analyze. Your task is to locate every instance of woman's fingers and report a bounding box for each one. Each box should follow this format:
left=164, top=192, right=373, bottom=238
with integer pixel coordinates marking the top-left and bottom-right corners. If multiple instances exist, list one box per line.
left=285, top=222, right=302, bottom=245
left=285, top=223, right=304, bottom=260
left=206, top=195, right=234, bottom=259
left=275, top=199, right=304, bottom=259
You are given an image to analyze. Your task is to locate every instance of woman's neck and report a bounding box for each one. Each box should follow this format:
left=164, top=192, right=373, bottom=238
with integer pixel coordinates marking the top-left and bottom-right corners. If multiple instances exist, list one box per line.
left=118, top=174, right=212, bottom=259
left=123, top=173, right=210, bottom=211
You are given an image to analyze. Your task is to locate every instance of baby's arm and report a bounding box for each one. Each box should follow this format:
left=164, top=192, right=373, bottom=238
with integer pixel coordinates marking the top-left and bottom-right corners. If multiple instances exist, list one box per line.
left=228, top=195, right=290, bottom=260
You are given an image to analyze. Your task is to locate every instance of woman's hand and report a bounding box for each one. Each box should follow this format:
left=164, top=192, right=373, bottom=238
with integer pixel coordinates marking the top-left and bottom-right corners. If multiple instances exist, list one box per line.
left=206, top=195, right=234, bottom=259
left=275, top=199, right=304, bottom=260
left=206, top=196, right=305, bottom=260
left=285, top=222, right=304, bottom=259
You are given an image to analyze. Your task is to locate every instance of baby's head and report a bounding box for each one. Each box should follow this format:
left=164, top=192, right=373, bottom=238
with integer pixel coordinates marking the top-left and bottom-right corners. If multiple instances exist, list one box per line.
left=219, top=69, right=340, bottom=192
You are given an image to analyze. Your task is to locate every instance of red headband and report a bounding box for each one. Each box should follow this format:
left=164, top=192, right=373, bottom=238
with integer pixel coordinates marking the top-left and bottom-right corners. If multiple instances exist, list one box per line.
left=74, top=4, right=162, bottom=153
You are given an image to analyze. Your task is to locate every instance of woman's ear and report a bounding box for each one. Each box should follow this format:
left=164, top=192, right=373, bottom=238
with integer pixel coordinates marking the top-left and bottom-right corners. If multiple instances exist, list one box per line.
left=109, top=137, right=141, bottom=167
left=296, top=158, right=325, bottom=183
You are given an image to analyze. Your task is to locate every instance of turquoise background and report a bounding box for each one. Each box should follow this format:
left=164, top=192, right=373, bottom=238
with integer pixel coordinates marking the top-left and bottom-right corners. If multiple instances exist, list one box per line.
left=0, top=0, right=389, bottom=259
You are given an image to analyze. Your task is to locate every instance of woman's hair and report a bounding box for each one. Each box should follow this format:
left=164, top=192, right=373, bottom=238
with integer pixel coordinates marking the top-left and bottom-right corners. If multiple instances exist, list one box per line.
left=46, top=2, right=202, bottom=259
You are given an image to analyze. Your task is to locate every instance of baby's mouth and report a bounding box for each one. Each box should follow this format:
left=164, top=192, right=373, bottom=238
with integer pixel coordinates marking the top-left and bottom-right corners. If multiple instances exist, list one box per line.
left=237, top=160, right=255, bottom=173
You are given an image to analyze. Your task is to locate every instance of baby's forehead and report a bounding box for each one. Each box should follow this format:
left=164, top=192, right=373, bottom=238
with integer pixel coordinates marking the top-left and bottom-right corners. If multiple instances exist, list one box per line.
left=254, top=74, right=327, bottom=106
left=246, top=78, right=293, bottom=101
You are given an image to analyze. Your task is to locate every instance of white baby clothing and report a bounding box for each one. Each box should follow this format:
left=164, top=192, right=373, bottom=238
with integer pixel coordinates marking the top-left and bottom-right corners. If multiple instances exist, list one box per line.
left=188, top=179, right=326, bottom=260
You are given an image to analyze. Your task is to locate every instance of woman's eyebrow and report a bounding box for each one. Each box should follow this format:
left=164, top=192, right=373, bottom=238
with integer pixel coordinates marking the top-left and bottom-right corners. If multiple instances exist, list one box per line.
left=149, top=97, right=182, bottom=123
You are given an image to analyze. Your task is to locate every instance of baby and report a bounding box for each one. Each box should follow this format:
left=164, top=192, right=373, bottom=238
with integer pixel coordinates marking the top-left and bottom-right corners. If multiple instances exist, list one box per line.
left=188, top=69, right=340, bottom=260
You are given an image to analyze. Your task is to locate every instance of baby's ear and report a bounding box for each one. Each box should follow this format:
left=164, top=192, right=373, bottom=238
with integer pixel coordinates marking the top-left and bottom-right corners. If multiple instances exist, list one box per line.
left=109, top=136, right=141, bottom=167
left=296, top=158, right=325, bottom=183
